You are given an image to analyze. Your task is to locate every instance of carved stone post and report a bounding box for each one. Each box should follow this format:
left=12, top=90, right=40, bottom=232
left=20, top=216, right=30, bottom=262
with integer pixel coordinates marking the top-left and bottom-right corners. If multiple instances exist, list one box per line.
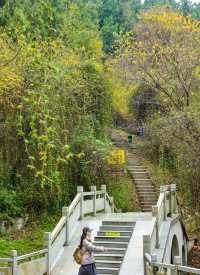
left=62, top=206, right=70, bottom=246
left=11, top=250, right=18, bottom=275
left=152, top=206, right=159, bottom=248
left=101, top=185, right=107, bottom=213
left=91, top=186, right=96, bottom=216
left=160, top=185, right=167, bottom=220
left=77, top=186, right=84, bottom=220
left=44, top=232, right=52, bottom=275
left=110, top=196, right=114, bottom=213
left=143, top=235, right=151, bottom=275
left=151, top=254, right=158, bottom=275
left=171, top=184, right=177, bottom=214
left=174, top=256, right=182, bottom=275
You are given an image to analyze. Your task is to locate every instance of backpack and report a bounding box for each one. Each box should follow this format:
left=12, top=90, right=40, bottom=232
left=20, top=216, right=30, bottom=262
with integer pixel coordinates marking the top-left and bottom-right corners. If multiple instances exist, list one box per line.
left=73, top=247, right=82, bottom=265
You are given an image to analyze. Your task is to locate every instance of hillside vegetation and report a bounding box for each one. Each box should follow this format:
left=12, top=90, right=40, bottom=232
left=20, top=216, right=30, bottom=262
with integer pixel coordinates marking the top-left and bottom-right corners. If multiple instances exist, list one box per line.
left=113, top=8, right=200, bottom=229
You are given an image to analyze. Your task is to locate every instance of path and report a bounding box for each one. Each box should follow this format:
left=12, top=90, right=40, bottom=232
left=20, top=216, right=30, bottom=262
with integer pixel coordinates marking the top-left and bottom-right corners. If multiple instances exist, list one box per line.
left=111, top=130, right=157, bottom=212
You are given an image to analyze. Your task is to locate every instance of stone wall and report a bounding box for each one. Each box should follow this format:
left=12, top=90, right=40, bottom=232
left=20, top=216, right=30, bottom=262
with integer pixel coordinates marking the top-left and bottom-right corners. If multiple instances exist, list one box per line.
left=0, top=216, right=28, bottom=234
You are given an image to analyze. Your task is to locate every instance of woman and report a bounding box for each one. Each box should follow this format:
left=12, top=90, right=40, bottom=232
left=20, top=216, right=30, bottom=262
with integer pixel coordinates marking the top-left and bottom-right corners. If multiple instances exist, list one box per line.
left=78, top=226, right=107, bottom=275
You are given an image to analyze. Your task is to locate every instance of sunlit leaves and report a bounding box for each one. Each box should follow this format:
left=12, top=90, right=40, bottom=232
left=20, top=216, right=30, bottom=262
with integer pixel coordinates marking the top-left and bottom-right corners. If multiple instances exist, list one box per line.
left=116, top=7, right=200, bottom=110
left=0, top=0, right=112, bottom=216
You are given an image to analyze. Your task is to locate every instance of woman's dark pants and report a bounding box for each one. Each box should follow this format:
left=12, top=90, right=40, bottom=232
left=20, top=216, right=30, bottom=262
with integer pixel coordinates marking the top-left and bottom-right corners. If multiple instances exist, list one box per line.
left=78, top=263, right=97, bottom=275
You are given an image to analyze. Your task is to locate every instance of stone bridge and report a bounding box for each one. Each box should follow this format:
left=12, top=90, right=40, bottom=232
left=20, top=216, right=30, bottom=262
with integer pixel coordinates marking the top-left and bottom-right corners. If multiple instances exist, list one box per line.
left=1, top=184, right=200, bottom=275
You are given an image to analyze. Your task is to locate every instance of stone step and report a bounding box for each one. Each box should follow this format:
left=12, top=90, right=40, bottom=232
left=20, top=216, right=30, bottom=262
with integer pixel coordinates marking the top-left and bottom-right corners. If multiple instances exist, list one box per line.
left=142, top=206, right=153, bottom=209
left=140, top=202, right=156, bottom=206
left=102, top=221, right=135, bottom=227
left=139, top=194, right=157, bottom=202
left=138, top=195, right=157, bottom=200
left=133, top=177, right=150, bottom=181
left=135, top=185, right=155, bottom=188
left=140, top=196, right=157, bottom=201
left=100, top=225, right=134, bottom=232
left=138, top=193, right=156, bottom=198
left=138, top=192, right=156, bottom=197
left=127, top=158, right=141, bottom=162
left=130, top=165, right=146, bottom=168
left=135, top=181, right=153, bottom=185
left=141, top=204, right=153, bottom=208
left=142, top=209, right=152, bottom=212
left=128, top=168, right=147, bottom=171
left=138, top=192, right=156, bottom=195
left=130, top=172, right=148, bottom=176
left=134, top=178, right=152, bottom=182
left=95, top=236, right=130, bottom=243
left=140, top=200, right=157, bottom=205
left=93, top=241, right=128, bottom=248
left=96, top=267, right=119, bottom=274
left=96, top=260, right=122, bottom=268
left=98, top=231, right=133, bottom=237
left=136, top=190, right=155, bottom=193
left=137, top=191, right=156, bottom=195
left=95, top=254, right=124, bottom=261
left=95, top=248, right=126, bottom=255
left=139, top=198, right=157, bottom=203
left=127, top=162, right=141, bottom=166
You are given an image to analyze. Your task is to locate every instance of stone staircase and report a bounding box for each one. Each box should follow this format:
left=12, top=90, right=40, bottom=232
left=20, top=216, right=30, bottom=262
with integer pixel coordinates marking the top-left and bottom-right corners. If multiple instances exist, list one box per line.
left=94, top=221, right=135, bottom=274
left=127, top=152, right=157, bottom=212
left=111, top=130, right=157, bottom=212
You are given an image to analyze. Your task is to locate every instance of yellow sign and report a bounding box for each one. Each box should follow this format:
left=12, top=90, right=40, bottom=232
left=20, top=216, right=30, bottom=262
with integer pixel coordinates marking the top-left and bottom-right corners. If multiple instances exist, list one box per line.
left=105, top=231, right=121, bottom=237
left=108, top=149, right=125, bottom=165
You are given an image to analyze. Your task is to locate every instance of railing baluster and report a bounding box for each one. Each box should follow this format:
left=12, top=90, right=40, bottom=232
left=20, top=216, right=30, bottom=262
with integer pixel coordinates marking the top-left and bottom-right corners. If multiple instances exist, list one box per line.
left=101, top=185, right=107, bottom=213
left=77, top=186, right=84, bottom=220
left=62, top=207, right=70, bottom=246
left=44, top=232, right=52, bottom=275
left=11, top=250, right=18, bottom=275
left=91, top=186, right=96, bottom=216
left=152, top=206, right=159, bottom=249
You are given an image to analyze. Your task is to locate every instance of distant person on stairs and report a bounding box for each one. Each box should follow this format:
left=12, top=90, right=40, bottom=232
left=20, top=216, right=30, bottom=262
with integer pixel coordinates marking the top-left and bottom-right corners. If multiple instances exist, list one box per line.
left=78, top=227, right=107, bottom=275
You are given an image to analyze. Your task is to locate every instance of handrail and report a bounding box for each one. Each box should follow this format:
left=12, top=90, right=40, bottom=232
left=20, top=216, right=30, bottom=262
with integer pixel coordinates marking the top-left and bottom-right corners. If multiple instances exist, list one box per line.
left=106, top=193, right=116, bottom=212
left=150, top=217, right=157, bottom=239
left=17, top=249, right=48, bottom=261
left=145, top=253, right=200, bottom=274
left=51, top=216, right=66, bottom=243
left=83, top=191, right=104, bottom=196
left=51, top=193, right=82, bottom=244
left=161, top=219, right=171, bottom=262
left=156, top=192, right=164, bottom=210
left=106, top=193, right=112, bottom=205
left=68, top=193, right=81, bottom=216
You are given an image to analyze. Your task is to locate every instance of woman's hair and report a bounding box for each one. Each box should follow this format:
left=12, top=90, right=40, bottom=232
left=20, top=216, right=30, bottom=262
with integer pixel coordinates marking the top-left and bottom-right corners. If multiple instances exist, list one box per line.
left=80, top=227, right=92, bottom=249
left=79, top=231, right=87, bottom=249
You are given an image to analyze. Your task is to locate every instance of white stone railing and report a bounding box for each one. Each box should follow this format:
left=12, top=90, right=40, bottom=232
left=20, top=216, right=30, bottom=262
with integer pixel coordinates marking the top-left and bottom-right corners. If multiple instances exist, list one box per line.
left=0, top=185, right=114, bottom=275
left=0, top=249, right=48, bottom=275
left=144, top=184, right=177, bottom=254
left=142, top=184, right=200, bottom=275
left=144, top=252, right=200, bottom=275
left=44, top=184, right=114, bottom=273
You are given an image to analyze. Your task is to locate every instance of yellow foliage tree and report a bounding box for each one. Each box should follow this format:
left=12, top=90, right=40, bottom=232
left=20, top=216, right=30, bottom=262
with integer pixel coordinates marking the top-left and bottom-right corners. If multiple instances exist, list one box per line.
left=116, top=8, right=200, bottom=110
left=0, top=34, right=22, bottom=109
